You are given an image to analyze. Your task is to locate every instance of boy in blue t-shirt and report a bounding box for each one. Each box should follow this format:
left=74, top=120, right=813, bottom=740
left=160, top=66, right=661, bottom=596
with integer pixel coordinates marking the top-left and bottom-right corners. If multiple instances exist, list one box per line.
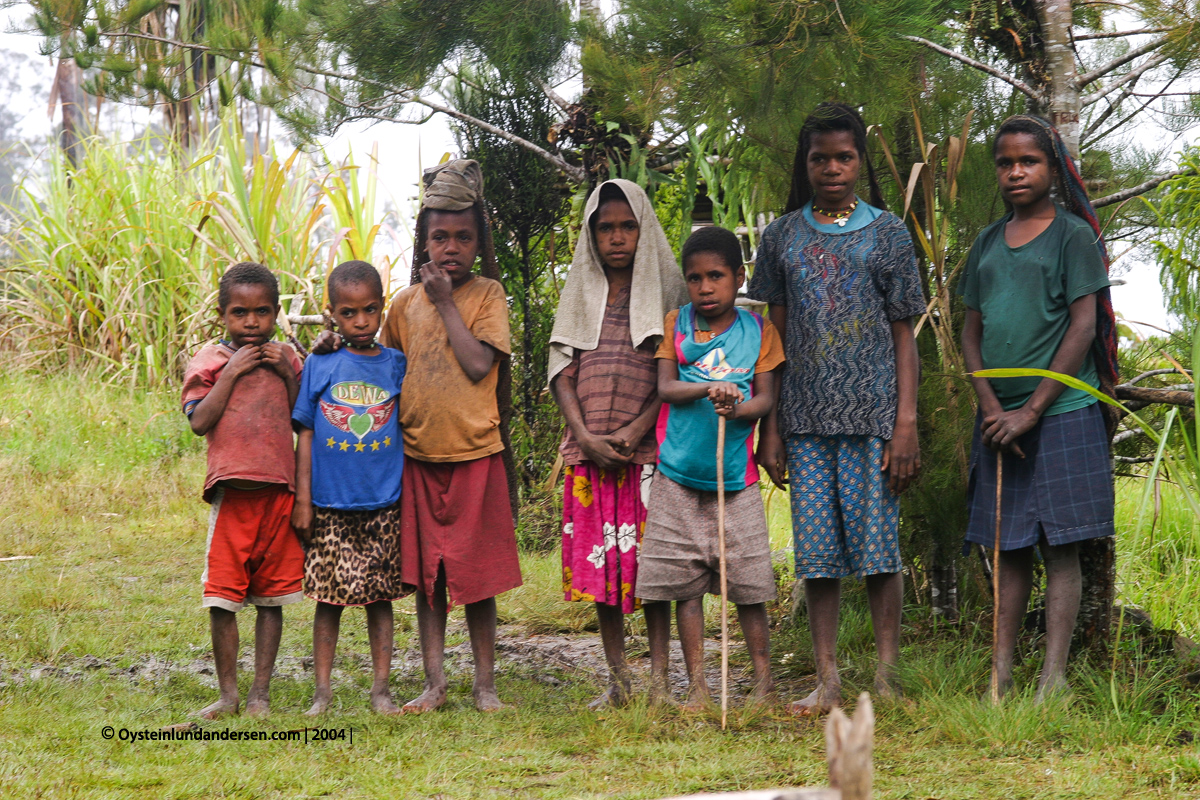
left=638, top=227, right=785, bottom=709
left=291, top=260, right=409, bottom=716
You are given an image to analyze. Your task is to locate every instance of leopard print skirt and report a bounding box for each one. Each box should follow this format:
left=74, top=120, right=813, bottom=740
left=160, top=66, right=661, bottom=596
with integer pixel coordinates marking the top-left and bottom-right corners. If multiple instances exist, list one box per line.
left=305, top=503, right=410, bottom=605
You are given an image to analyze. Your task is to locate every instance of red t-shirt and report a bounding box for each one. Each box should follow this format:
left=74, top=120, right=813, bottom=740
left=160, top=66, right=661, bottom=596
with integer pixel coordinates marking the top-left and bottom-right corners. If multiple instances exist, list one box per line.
left=181, top=342, right=302, bottom=502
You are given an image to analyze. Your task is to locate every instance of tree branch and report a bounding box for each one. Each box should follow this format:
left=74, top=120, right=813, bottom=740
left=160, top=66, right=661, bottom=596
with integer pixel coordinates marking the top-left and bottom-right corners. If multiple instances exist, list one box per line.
left=1081, top=51, right=1171, bottom=107
left=1083, top=72, right=1182, bottom=146
left=538, top=80, right=572, bottom=115
left=902, top=36, right=1038, bottom=98
left=1076, top=34, right=1171, bottom=87
left=1074, top=27, right=1174, bottom=40
left=97, top=29, right=587, bottom=183
left=1092, top=169, right=1191, bottom=208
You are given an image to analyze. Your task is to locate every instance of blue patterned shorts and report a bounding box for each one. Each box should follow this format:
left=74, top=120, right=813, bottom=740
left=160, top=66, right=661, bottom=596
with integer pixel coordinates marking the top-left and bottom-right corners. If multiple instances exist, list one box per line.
left=786, top=435, right=902, bottom=579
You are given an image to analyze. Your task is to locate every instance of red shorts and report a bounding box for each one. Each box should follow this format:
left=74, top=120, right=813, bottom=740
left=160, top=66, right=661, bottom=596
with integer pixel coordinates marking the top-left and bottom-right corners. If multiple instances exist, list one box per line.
left=202, top=484, right=304, bottom=612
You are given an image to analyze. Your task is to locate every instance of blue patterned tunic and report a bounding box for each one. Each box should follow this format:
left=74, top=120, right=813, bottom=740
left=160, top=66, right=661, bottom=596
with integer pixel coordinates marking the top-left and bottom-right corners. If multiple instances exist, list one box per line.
left=747, top=207, right=924, bottom=440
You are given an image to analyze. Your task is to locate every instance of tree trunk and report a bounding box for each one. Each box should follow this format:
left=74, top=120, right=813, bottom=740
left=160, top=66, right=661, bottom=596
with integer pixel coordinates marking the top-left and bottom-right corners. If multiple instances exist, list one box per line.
left=54, top=54, right=84, bottom=168
left=1077, top=536, right=1115, bottom=653
left=1035, top=0, right=1082, bottom=159
left=1034, top=0, right=1112, bottom=650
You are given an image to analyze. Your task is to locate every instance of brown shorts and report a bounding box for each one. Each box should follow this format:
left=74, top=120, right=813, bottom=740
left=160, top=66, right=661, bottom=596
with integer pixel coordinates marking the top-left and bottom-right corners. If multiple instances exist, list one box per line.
left=637, top=472, right=777, bottom=605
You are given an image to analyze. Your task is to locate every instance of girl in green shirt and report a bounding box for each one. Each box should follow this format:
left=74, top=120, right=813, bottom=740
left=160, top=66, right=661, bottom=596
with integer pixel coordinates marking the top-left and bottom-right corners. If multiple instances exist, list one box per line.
left=960, top=115, right=1119, bottom=703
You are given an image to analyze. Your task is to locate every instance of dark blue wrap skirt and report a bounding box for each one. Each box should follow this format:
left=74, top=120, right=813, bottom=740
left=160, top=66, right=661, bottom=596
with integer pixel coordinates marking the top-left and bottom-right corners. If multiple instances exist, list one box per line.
left=965, top=402, right=1115, bottom=551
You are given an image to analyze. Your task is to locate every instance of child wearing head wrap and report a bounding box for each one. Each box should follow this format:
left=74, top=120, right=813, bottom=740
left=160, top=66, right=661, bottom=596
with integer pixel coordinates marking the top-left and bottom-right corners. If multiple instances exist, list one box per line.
left=386, top=159, right=522, bottom=713
left=961, top=115, right=1119, bottom=703
left=548, top=179, right=688, bottom=707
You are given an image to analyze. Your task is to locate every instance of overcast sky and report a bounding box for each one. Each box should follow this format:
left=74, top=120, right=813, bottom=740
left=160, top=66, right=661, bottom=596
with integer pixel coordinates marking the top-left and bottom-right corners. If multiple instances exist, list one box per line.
left=1, top=3, right=1185, bottom=331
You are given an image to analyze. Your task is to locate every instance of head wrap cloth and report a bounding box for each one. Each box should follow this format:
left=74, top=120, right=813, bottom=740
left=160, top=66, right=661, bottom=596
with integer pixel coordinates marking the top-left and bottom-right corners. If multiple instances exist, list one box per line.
left=547, top=179, right=689, bottom=384
left=1001, top=115, right=1121, bottom=432
left=422, top=159, right=485, bottom=211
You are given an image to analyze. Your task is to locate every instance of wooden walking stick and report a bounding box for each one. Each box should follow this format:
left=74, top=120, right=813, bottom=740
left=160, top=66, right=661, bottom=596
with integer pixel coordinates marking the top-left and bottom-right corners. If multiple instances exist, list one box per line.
left=989, top=449, right=1004, bottom=705
left=717, top=415, right=730, bottom=730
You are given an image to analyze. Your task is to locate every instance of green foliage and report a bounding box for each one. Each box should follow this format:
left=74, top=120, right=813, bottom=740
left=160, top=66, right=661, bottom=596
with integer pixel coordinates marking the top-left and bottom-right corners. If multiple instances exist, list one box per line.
left=0, top=124, right=391, bottom=385
left=1150, top=148, right=1200, bottom=318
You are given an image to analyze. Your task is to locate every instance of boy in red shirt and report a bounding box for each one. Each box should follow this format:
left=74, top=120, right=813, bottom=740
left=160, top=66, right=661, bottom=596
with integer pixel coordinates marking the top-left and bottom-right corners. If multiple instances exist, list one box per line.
left=181, top=262, right=304, bottom=718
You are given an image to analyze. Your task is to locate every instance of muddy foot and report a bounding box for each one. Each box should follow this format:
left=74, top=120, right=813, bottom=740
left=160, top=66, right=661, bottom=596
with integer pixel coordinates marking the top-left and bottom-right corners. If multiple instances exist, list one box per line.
left=474, top=685, right=506, bottom=713
left=745, top=681, right=776, bottom=709
left=371, top=691, right=402, bottom=716
left=788, top=683, right=841, bottom=718
left=305, top=688, right=332, bottom=717
left=1035, top=677, right=1072, bottom=706
left=244, top=697, right=270, bottom=718
left=681, top=687, right=715, bottom=714
left=647, top=682, right=677, bottom=709
left=196, top=697, right=239, bottom=720
left=874, top=669, right=904, bottom=703
left=588, top=681, right=631, bottom=711
left=402, top=685, right=447, bottom=714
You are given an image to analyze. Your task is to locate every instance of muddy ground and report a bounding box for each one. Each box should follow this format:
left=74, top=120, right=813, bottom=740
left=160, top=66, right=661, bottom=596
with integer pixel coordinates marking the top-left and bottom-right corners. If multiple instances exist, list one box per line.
left=0, top=622, right=757, bottom=700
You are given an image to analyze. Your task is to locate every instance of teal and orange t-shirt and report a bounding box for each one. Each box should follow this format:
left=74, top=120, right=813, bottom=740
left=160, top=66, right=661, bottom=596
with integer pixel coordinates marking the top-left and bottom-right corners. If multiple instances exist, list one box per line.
left=654, top=305, right=784, bottom=491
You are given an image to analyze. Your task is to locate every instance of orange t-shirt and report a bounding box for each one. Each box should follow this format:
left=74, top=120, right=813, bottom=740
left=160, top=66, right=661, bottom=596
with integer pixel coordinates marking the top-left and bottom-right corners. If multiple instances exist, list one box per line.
left=381, top=276, right=512, bottom=463
left=181, top=342, right=303, bottom=502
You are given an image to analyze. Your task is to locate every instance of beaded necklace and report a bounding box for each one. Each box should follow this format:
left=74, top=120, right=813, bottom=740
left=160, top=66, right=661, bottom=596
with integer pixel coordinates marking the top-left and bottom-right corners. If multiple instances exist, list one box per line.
left=812, top=198, right=859, bottom=227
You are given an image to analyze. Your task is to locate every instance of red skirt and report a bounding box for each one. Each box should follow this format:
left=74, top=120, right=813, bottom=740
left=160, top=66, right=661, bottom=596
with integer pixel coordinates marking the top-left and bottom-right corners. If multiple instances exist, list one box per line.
left=400, top=453, right=522, bottom=607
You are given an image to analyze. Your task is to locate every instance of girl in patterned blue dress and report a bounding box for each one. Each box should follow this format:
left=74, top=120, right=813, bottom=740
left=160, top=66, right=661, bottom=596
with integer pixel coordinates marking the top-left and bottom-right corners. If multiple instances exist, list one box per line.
left=748, top=102, right=925, bottom=716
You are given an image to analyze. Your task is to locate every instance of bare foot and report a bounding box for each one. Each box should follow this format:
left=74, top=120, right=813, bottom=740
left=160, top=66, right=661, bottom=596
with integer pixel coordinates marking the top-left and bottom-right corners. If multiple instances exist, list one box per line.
left=1034, top=676, right=1072, bottom=706
left=305, top=688, right=332, bottom=717
left=874, top=668, right=903, bottom=703
left=402, top=684, right=448, bottom=714
left=588, top=679, right=631, bottom=710
left=473, top=685, right=506, bottom=712
left=244, top=697, right=270, bottom=718
left=647, top=681, right=677, bottom=708
left=371, top=691, right=402, bottom=716
left=681, top=686, right=715, bottom=713
left=746, top=681, right=776, bottom=708
left=196, top=697, right=239, bottom=720
left=788, top=682, right=841, bottom=717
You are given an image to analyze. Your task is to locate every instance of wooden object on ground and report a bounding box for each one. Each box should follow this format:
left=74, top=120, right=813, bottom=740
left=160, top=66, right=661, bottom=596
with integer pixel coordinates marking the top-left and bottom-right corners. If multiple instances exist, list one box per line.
left=716, top=415, right=729, bottom=731
left=654, top=693, right=875, bottom=800
left=989, top=449, right=1003, bottom=705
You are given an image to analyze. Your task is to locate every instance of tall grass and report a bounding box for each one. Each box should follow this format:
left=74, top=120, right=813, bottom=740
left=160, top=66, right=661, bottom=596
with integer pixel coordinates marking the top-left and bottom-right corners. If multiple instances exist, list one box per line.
left=0, top=119, right=392, bottom=385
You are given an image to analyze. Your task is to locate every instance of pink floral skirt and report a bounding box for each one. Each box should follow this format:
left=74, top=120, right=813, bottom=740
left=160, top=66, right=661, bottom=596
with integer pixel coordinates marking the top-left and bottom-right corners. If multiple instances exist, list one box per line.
left=561, top=462, right=652, bottom=614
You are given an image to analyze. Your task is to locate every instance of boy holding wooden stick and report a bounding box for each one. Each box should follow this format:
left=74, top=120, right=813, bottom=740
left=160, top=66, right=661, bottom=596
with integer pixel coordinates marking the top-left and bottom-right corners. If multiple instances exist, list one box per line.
left=638, top=226, right=784, bottom=709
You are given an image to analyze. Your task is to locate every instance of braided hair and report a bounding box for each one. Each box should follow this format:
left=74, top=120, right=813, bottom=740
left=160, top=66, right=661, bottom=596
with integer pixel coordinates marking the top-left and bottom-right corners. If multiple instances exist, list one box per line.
left=786, top=102, right=886, bottom=214
left=993, top=114, right=1121, bottom=436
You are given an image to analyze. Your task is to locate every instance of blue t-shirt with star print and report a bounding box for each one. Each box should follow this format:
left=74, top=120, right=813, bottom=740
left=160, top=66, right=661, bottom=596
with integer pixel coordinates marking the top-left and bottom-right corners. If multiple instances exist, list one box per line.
left=292, top=347, right=407, bottom=510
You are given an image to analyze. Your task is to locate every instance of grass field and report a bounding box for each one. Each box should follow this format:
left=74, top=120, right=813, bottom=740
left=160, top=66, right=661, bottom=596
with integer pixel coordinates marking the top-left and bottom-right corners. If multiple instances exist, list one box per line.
left=1, top=372, right=1199, bottom=799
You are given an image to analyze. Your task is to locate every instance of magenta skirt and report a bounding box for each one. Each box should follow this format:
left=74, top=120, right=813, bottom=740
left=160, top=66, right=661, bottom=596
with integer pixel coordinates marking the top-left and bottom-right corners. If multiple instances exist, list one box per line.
left=561, top=462, right=652, bottom=614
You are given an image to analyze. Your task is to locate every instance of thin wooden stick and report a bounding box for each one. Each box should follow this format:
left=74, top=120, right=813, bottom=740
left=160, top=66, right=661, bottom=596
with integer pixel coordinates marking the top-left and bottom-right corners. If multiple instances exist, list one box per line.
left=717, top=415, right=729, bottom=730
left=989, top=449, right=1004, bottom=705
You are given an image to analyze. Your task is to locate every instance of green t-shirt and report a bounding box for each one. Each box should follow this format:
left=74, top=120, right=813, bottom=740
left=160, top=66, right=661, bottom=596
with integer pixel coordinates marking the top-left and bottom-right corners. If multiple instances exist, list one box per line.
left=959, top=206, right=1110, bottom=416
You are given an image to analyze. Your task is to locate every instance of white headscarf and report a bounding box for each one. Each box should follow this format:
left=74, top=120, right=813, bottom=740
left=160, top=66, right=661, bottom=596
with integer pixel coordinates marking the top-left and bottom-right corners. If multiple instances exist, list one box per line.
left=547, top=179, right=688, bottom=383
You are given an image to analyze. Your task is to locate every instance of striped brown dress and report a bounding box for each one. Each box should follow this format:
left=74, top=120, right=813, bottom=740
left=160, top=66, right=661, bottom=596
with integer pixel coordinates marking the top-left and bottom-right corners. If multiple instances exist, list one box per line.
left=559, top=284, right=660, bottom=613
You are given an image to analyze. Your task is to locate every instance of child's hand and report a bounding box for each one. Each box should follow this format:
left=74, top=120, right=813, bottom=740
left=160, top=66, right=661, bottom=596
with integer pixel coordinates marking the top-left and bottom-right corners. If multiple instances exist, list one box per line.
left=291, top=500, right=314, bottom=547
left=981, top=408, right=1034, bottom=458
left=261, top=342, right=295, bottom=379
left=580, top=433, right=633, bottom=472
left=227, top=344, right=263, bottom=378
left=419, top=261, right=455, bottom=307
left=309, top=330, right=341, bottom=355
left=755, top=431, right=788, bottom=489
left=883, top=420, right=921, bottom=494
left=708, top=382, right=744, bottom=417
